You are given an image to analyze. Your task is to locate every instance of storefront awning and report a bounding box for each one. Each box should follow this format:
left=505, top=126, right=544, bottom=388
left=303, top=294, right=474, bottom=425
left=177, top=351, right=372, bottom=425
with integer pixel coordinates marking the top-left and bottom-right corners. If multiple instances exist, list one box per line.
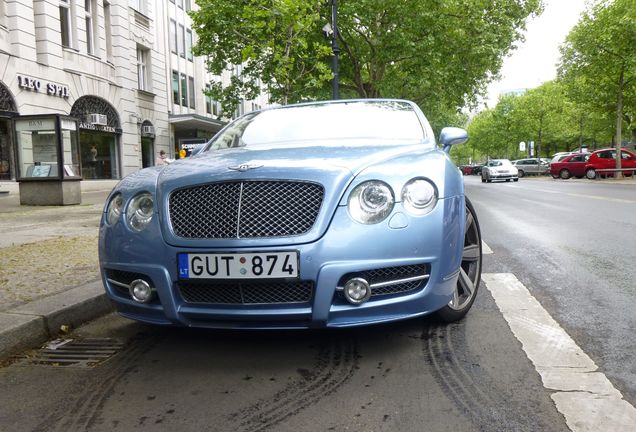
left=169, top=113, right=226, bottom=133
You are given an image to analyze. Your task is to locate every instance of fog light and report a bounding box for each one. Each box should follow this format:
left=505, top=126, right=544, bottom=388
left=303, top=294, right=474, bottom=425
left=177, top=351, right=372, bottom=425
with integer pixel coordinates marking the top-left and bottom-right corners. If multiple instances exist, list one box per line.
left=129, top=279, right=154, bottom=303
left=343, top=277, right=371, bottom=305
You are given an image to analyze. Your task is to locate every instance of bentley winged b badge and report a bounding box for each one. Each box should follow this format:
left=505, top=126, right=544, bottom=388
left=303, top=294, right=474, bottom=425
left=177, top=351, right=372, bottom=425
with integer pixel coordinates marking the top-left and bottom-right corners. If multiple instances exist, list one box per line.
left=228, top=164, right=263, bottom=172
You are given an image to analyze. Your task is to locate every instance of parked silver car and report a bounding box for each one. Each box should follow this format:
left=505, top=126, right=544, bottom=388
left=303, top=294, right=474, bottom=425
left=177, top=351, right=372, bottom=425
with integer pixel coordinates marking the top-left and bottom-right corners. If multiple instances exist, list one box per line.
left=481, top=159, right=519, bottom=183
left=511, top=158, right=549, bottom=177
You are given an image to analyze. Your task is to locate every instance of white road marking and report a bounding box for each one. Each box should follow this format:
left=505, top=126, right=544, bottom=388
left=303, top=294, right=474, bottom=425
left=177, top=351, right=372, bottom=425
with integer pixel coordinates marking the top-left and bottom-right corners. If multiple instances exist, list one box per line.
left=507, top=185, right=635, bottom=204
left=482, top=273, right=636, bottom=432
left=481, top=241, right=493, bottom=255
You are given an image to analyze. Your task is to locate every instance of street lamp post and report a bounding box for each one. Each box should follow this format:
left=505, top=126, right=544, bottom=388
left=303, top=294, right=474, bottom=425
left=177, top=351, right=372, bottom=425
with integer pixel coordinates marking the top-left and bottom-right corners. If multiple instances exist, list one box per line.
left=328, top=0, right=340, bottom=99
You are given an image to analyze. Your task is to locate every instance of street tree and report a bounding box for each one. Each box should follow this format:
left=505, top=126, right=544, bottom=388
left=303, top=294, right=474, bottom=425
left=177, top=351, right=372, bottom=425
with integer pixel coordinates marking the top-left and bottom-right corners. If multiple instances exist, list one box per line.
left=558, top=0, right=636, bottom=171
left=190, top=0, right=543, bottom=126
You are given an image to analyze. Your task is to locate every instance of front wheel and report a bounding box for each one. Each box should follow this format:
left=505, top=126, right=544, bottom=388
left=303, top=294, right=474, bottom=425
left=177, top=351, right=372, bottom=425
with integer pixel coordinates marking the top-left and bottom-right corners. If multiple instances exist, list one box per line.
left=435, top=196, right=482, bottom=323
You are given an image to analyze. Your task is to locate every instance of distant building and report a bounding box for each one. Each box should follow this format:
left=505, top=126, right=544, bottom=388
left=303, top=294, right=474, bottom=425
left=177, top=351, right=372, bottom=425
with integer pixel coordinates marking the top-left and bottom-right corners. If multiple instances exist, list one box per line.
left=0, top=0, right=268, bottom=182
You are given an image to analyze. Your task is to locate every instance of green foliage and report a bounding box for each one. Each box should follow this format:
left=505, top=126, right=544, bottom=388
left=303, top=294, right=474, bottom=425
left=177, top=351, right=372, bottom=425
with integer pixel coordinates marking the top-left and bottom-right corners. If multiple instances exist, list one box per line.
left=191, top=0, right=542, bottom=122
left=558, top=0, right=636, bottom=144
left=469, top=0, right=636, bottom=161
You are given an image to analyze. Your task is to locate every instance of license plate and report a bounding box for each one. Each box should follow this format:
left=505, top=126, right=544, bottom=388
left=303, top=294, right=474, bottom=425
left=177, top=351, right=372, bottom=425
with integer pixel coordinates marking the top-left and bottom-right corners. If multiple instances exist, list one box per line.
left=178, top=252, right=299, bottom=279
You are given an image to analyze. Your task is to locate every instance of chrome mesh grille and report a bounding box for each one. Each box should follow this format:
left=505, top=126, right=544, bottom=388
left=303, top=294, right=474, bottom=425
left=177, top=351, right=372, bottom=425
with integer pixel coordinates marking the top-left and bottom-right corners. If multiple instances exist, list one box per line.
left=169, top=181, right=324, bottom=239
left=178, top=280, right=313, bottom=305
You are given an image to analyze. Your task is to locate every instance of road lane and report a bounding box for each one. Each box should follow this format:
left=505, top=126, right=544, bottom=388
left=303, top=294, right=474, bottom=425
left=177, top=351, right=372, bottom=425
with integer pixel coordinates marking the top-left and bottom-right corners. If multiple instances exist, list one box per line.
left=465, top=175, right=636, bottom=408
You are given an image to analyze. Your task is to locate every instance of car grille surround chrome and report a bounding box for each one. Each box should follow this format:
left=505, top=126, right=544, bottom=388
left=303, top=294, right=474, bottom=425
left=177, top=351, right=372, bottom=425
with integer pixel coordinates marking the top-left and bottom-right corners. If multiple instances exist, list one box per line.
left=169, top=180, right=324, bottom=239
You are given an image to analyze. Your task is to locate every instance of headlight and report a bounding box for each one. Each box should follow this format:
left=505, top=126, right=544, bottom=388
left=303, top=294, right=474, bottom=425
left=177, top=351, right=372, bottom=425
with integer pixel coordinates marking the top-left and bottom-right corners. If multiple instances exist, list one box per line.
left=402, top=179, right=437, bottom=215
left=106, top=193, right=123, bottom=225
left=348, top=181, right=394, bottom=224
left=127, top=192, right=154, bottom=232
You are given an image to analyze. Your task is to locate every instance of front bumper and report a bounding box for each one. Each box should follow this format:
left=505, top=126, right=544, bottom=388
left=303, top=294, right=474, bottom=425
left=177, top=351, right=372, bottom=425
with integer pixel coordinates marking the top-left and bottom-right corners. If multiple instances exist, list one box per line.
left=99, top=196, right=464, bottom=329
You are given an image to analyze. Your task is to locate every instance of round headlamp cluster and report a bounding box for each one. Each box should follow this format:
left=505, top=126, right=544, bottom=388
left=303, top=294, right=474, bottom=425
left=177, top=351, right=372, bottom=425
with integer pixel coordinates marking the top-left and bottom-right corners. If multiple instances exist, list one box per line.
left=127, top=193, right=154, bottom=232
left=348, top=181, right=394, bottom=224
left=104, top=192, right=154, bottom=232
left=401, top=179, right=437, bottom=215
left=106, top=193, right=123, bottom=225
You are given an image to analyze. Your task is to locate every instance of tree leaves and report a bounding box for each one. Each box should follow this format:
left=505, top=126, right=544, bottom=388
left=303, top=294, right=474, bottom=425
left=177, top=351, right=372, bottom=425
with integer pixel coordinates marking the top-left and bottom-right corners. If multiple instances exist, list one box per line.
left=190, top=0, right=542, bottom=127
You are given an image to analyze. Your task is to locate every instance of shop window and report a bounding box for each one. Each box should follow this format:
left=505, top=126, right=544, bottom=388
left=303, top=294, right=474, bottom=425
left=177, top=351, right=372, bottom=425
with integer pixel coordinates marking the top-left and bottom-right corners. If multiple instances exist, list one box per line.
left=0, top=119, right=12, bottom=180
left=137, top=46, right=151, bottom=91
left=14, top=116, right=80, bottom=180
left=80, top=131, right=118, bottom=180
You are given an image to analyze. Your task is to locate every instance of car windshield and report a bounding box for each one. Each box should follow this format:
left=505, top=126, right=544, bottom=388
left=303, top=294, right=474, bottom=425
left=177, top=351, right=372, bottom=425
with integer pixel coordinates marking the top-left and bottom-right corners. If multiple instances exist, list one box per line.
left=205, top=100, right=427, bottom=151
left=489, top=160, right=511, bottom=167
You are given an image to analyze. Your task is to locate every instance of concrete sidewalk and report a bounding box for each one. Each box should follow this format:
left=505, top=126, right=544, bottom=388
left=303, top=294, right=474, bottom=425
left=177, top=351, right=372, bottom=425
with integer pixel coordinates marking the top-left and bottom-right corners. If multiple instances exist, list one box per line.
left=0, top=180, right=118, bottom=359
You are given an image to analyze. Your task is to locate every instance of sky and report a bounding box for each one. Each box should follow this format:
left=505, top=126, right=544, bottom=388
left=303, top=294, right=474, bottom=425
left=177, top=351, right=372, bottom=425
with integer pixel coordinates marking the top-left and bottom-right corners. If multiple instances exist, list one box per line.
left=485, top=0, right=588, bottom=107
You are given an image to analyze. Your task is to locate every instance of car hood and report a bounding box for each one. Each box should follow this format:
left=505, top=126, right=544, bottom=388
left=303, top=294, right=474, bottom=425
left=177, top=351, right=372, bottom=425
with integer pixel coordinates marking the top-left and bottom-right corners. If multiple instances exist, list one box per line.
left=156, top=141, right=427, bottom=248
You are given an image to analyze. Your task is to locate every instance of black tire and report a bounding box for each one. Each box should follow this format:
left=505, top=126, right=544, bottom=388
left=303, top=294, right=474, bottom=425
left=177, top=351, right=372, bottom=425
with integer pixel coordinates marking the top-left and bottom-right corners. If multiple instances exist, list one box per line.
left=586, top=168, right=596, bottom=179
left=487, top=179, right=492, bottom=183
left=481, top=177, right=486, bottom=183
left=518, top=169, right=525, bottom=178
left=560, top=169, right=571, bottom=180
left=435, top=196, right=482, bottom=323
left=506, top=179, right=511, bottom=182
left=513, top=178, right=519, bottom=182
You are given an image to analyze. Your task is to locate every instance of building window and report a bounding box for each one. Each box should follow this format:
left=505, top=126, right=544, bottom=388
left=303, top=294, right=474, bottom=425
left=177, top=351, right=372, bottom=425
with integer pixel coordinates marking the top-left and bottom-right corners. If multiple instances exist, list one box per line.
left=188, top=77, right=195, bottom=108
left=59, top=0, right=75, bottom=48
left=177, top=0, right=184, bottom=9
left=132, top=0, right=147, bottom=15
left=84, top=0, right=97, bottom=55
left=137, top=46, right=150, bottom=91
left=180, top=73, right=187, bottom=106
left=186, top=29, right=193, bottom=61
left=169, top=19, right=177, bottom=54
left=205, top=85, right=211, bottom=114
left=178, top=24, right=185, bottom=58
left=185, top=0, right=191, bottom=12
left=104, top=2, right=112, bottom=60
left=172, top=70, right=179, bottom=105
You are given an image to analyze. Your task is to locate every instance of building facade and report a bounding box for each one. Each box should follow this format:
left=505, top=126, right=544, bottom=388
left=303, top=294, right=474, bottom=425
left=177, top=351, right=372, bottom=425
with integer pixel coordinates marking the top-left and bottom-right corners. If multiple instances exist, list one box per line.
left=0, top=0, right=267, bottom=183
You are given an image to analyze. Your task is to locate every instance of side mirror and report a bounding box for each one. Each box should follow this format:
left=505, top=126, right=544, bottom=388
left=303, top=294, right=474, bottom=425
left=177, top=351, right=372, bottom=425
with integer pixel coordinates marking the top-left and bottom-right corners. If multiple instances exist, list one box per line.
left=439, top=127, right=468, bottom=154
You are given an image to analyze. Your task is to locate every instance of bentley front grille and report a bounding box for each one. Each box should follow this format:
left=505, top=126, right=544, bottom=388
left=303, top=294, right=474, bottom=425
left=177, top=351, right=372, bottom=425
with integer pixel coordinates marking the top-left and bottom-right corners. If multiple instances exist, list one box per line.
left=169, top=181, right=324, bottom=239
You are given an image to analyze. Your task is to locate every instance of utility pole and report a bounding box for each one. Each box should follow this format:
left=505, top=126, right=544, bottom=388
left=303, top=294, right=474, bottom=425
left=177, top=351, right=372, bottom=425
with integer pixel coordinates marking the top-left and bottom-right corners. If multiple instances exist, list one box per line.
left=330, top=0, right=340, bottom=99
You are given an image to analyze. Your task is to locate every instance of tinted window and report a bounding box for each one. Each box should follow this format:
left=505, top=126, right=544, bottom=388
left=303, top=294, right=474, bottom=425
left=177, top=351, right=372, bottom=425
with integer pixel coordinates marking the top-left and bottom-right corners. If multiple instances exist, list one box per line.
left=207, top=101, right=427, bottom=151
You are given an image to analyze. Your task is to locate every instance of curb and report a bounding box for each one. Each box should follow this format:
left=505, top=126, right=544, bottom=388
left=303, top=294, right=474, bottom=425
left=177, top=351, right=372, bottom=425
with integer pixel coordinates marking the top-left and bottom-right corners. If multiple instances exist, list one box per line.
left=0, top=280, right=113, bottom=359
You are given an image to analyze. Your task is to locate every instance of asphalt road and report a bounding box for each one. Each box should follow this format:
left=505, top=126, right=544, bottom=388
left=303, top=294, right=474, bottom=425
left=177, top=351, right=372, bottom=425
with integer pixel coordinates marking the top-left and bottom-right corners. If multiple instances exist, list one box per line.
left=465, top=175, right=636, bottom=407
left=0, top=176, right=633, bottom=431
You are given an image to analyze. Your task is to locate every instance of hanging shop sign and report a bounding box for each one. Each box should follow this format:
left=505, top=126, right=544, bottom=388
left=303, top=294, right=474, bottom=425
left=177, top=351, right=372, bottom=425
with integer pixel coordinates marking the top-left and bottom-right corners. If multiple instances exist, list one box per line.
left=17, top=74, right=70, bottom=98
left=78, top=122, right=117, bottom=133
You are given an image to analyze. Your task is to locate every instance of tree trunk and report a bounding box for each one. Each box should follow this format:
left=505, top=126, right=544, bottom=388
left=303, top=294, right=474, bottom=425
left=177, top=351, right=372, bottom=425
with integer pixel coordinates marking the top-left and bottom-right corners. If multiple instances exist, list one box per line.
left=615, top=67, right=624, bottom=176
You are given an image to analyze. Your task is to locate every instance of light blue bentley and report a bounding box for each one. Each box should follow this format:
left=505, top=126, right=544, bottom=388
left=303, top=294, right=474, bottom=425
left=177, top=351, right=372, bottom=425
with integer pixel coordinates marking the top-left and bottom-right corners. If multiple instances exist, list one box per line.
left=99, top=99, right=482, bottom=329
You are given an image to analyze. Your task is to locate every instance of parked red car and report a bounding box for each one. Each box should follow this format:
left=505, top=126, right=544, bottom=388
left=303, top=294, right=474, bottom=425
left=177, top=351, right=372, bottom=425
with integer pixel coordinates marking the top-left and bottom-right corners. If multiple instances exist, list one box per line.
left=584, top=148, right=636, bottom=179
left=550, top=153, right=590, bottom=179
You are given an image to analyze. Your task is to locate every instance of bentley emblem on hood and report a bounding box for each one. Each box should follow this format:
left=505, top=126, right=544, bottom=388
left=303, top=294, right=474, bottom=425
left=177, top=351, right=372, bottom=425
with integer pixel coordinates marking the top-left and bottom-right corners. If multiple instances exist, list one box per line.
left=228, top=164, right=263, bottom=172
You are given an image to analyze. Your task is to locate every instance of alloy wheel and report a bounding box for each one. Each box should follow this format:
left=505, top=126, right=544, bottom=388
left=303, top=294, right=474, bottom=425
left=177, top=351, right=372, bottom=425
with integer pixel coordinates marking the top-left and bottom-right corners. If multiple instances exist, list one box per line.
left=448, top=200, right=482, bottom=311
